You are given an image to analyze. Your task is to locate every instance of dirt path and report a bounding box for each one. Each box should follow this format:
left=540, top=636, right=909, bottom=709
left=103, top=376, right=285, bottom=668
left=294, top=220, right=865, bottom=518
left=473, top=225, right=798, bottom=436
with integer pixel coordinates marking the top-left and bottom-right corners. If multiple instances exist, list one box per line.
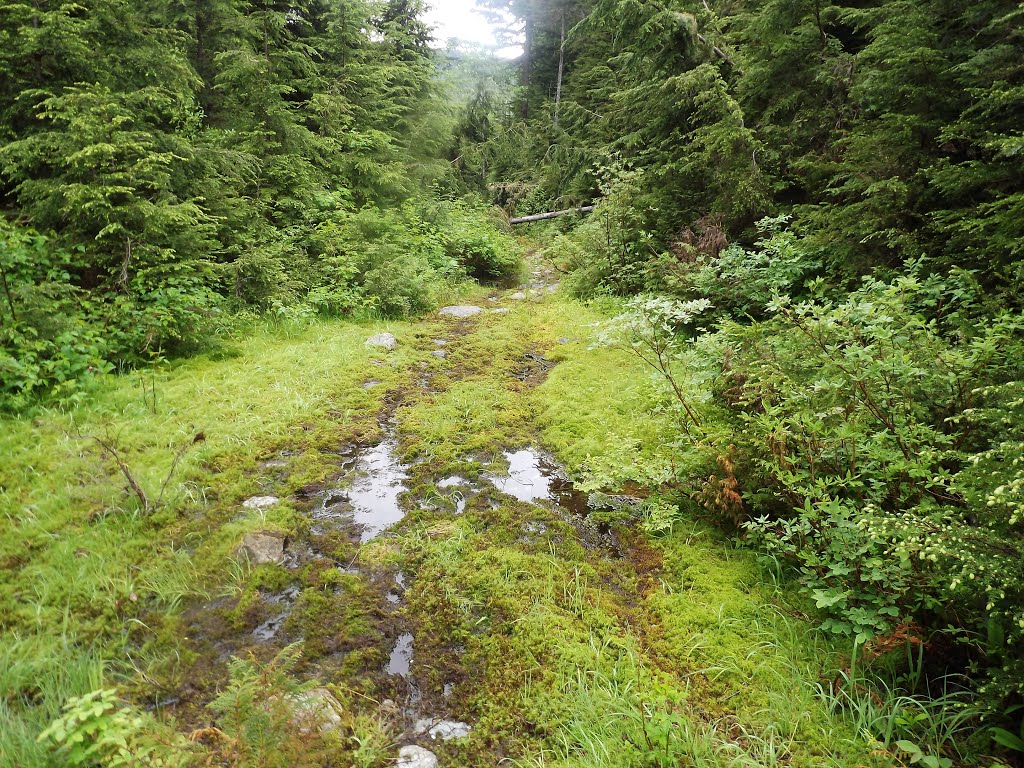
left=172, top=266, right=667, bottom=758
left=163, top=262, right=872, bottom=768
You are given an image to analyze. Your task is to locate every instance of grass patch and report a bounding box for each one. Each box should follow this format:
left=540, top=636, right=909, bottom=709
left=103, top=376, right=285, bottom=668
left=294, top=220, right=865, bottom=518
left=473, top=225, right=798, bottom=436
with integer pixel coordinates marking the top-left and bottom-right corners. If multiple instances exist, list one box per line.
left=0, top=316, right=417, bottom=765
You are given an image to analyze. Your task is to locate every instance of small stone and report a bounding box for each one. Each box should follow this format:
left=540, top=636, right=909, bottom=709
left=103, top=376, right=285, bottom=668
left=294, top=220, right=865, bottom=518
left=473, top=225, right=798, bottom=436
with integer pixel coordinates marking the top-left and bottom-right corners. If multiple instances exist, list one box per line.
left=242, top=495, right=279, bottom=510
left=509, top=292, right=526, bottom=300
left=366, top=332, right=398, bottom=350
left=397, top=746, right=438, bottom=768
left=381, top=698, right=400, bottom=717
left=490, top=308, right=510, bottom=314
left=238, top=531, right=286, bottom=565
left=415, top=718, right=472, bottom=741
left=362, top=380, right=381, bottom=389
left=439, top=305, right=483, bottom=318
left=432, top=339, right=447, bottom=346
left=557, top=337, right=576, bottom=344
left=432, top=350, right=447, bottom=359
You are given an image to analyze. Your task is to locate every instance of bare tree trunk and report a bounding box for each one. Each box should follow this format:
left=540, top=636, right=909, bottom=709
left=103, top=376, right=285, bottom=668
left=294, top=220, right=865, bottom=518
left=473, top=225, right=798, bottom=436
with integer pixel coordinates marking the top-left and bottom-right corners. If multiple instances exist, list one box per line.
left=554, top=9, right=565, bottom=126
left=510, top=205, right=595, bottom=224
left=520, top=12, right=533, bottom=119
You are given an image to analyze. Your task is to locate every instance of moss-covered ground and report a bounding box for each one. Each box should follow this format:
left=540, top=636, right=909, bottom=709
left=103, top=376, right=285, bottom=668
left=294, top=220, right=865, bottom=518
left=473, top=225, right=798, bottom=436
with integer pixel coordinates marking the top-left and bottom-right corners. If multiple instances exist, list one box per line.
left=1, top=265, right=880, bottom=767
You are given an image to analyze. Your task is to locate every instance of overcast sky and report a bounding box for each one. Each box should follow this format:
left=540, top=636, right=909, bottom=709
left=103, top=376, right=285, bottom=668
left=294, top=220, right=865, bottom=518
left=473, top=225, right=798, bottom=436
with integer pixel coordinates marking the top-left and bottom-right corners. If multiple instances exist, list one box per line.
left=423, top=0, right=523, bottom=57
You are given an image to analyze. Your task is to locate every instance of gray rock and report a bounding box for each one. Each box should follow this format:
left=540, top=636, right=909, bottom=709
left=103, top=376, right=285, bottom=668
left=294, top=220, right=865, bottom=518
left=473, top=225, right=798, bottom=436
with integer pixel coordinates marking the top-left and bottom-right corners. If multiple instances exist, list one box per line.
left=431, top=350, right=447, bottom=359
left=366, top=332, right=398, bottom=350
left=587, top=491, right=644, bottom=513
left=432, top=339, right=447, bottom=346
left=362, top=380, right=381, bottom=389
left=490, top=308, right=510, bottom=314
left=242, top=495, right=279, bottom=510
left=238, top=531, right=286, bottom=564
left=439, top=305, right=483, bottom=318
left=281, top=687, right=343, bottom=733
left=397, top=746, right=438, bottom=768
left=415, top=718, right=472, bottom=741
left=509, top=292, right=527, bottom=300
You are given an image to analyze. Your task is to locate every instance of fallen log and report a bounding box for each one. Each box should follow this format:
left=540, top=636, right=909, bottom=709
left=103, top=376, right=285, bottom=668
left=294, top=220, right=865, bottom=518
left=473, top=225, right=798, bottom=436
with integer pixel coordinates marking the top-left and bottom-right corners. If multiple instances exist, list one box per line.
left=509, top=205, right=595, bottom=225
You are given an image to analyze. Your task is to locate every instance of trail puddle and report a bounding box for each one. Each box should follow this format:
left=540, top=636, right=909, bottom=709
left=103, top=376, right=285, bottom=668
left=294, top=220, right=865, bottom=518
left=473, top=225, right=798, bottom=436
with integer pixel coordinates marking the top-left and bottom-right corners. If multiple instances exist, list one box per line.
left=484, top=447, right=624, bottom=555
left=339, top=438, right=410, bottom=542
left=387, top=633, right=415, bottom=678
left=487, top=448, right=587, bottom=511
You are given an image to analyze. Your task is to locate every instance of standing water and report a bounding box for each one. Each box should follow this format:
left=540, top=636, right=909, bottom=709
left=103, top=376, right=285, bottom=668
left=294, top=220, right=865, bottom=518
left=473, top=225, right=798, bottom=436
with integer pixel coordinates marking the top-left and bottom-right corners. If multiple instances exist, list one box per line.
left=347, top=439, right=409, bottom=542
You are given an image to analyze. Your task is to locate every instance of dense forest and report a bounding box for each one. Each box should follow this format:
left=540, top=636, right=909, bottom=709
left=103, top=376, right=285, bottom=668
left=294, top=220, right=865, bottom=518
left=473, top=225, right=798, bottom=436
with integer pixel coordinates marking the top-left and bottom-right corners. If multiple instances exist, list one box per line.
left=0, top=0, right=519, bottom=409
left=2, top=0, right=1023, bottom=766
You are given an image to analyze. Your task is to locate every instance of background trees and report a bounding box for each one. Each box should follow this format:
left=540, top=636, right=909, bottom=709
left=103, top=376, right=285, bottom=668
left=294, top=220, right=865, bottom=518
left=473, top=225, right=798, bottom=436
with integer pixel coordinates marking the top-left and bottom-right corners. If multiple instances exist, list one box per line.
left=467, top=0, right=1023, bottom=292
left=0, top=0, right=511, bottom=404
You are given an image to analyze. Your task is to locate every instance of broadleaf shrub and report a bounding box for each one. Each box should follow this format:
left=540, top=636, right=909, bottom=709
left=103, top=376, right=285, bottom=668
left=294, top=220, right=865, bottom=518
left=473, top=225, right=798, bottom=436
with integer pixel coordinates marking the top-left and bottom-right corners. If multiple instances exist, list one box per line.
left=601, top=265, right=1024, bottom=715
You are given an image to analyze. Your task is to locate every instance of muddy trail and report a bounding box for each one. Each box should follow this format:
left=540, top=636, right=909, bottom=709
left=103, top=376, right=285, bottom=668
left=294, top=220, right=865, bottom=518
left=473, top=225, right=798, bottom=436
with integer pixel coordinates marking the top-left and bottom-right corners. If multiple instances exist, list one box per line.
left=169, top=264, right=682, bottom=766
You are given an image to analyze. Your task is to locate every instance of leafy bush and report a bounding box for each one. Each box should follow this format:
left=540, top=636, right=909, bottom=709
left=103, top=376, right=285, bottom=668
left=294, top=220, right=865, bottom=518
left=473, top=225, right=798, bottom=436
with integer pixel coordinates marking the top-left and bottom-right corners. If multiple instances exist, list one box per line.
left=598, top=272, right=1024, bottom=716
left=672, top=216, right=822, bottom=317
left=435, top=200, right=521, bottom=282
left=715, top=275, right=1024, bottom=711
left=0, top=221, right=222, bottom=411
left=307, top=198, right=520, bottom=318
left=310, top=205, right=449, bottom=318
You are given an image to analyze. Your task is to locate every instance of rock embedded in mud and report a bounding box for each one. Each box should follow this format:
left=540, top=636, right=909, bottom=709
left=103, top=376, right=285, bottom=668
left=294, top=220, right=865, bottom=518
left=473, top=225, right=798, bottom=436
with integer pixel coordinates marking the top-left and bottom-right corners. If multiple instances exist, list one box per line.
left=509, top=291, right=526, bottom=300
left=415, top=718, right=472, bottom=741
left=287, top=687, right=344, bottom=733
left=238, top=531, right=286, bottom=564
left=439, top=305, right=483, bottom=318
left=431, top=350, right=447, bottom=359
left=397, top=746, right=439, bottom=768
left=366, top=332, right=398, bottom=350
left=242, top=495, right=280, bottom=510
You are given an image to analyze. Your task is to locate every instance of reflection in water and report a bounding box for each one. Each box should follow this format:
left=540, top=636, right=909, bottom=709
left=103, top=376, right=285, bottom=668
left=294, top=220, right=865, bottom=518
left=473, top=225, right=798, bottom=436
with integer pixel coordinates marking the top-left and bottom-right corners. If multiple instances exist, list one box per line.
left=487, top=449, right=551, bottom=503
left=387, top=633, right=414, bottom=678
left=487, top=448, right=588, bottom=513
left=348, top=440, right=409, bottom=542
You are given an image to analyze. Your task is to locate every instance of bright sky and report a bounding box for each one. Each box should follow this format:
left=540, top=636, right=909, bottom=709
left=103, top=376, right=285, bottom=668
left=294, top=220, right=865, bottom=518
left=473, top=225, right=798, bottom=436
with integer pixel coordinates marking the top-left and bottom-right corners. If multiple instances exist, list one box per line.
left=423, top=0, right=523, bottom=57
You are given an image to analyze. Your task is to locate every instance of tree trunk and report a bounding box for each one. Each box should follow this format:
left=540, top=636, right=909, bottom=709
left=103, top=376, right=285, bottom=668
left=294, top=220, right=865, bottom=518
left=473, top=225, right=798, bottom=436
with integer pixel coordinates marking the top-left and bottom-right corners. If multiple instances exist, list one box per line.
left=554, top=10, right=565, bottom=126
left=509, top=205, right=595, bottom=224
left=520, top=12, right=533, bottom=118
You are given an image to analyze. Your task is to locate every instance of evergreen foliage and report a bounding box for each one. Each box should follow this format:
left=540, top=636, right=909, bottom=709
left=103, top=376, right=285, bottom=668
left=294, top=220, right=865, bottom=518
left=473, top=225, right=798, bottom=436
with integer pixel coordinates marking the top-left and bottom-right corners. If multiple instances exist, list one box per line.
left=0, top=0, right=523, bottom=409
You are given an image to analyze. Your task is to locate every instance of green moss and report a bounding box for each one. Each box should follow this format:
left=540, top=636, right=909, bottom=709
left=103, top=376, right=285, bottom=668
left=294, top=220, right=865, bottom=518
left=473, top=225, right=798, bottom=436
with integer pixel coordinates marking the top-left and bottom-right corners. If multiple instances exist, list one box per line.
left=0, top=316, right=418, bottom=760
left=2, top=280, right=875, bottom=768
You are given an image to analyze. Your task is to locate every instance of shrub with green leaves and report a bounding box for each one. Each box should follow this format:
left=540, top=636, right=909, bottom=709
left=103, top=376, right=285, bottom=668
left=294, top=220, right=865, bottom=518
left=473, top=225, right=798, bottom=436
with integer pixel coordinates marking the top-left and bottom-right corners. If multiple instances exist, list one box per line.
left=601, top=272, right=1024, bottom=716
left=711, top=274, right=1024, bottom=711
